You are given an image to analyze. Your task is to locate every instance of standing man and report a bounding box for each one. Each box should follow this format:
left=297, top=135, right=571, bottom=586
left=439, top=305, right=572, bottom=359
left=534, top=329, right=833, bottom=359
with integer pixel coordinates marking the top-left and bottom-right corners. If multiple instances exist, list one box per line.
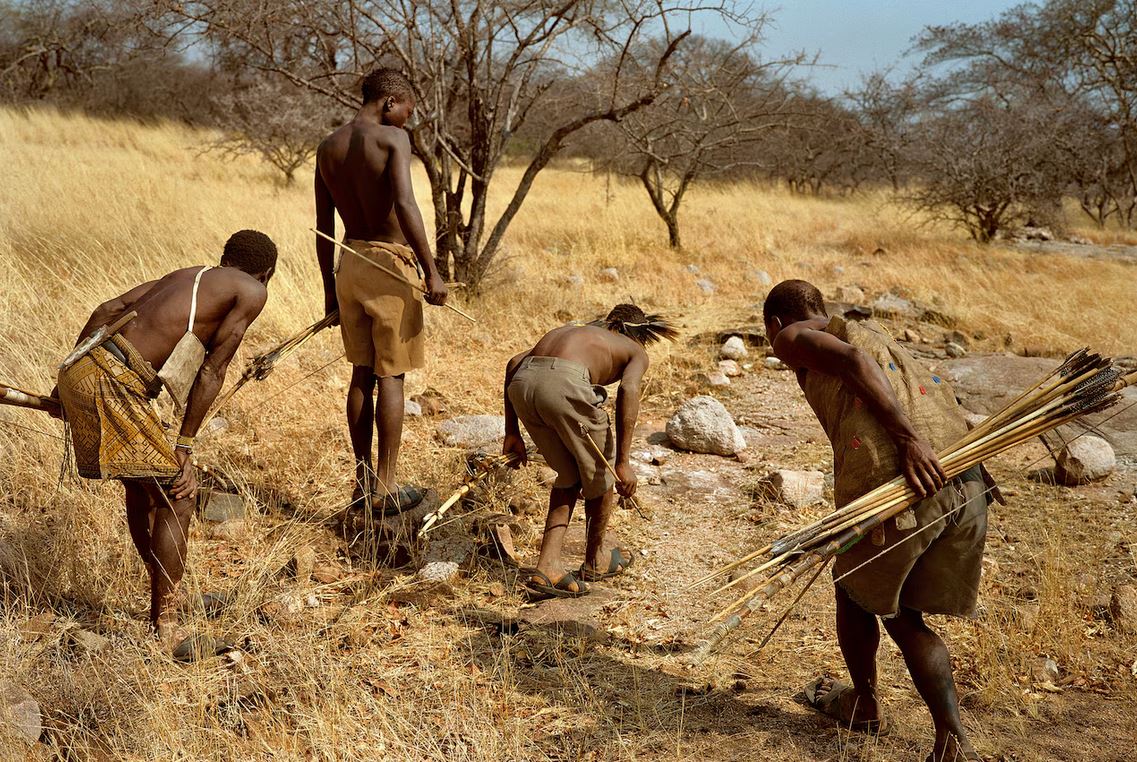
left=315, top=68, right=448, bottom=514
left=503, top=305, right=676, bottom=599
left=763, top=279, right=987, bottom=762
left=55, top=230, right=276, bottom=646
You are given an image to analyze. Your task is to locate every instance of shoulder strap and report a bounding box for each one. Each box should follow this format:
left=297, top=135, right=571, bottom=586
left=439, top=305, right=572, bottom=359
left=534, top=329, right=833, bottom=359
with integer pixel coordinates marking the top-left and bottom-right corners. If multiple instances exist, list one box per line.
left=187, top=266, right=211, bottom=333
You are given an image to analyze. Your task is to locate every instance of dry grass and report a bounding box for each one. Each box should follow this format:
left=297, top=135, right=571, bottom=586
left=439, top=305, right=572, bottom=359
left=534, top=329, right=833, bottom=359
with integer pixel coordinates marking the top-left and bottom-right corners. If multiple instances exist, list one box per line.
left=1, top=106, right=1135, bottom=761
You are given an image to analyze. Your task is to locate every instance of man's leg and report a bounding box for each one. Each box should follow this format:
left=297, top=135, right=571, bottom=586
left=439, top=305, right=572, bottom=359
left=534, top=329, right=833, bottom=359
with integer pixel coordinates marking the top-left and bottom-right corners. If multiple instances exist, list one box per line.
left=347, top=365, right=377, bottom=500
left=582, top=489, right=618, bottom=572
left=883, top=607, right=975, bottom=759
left=123, top=479, right=155, bottom=566
left=373, top=373, right=405, bottom=495
left=146, top=481, right=194, bottom=639
left=833, top=584, right=883, bottom=725
left=533, top=485, right=581, bottom=584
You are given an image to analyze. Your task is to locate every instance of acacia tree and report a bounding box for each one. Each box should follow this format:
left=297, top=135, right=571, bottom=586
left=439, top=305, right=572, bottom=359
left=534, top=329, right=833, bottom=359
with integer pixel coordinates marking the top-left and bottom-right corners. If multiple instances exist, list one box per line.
left=844, top=72, right=920, bottom=192
left=155, top=0, right=746, bottom=287
left=604, top=33, right=801, bottom=248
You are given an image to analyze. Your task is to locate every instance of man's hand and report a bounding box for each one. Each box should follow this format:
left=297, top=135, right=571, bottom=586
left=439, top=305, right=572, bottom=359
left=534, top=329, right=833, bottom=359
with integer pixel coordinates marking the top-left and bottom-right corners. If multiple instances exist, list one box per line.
left=425, top=273, right=448, bottom=306
left=324, top=293, right=340, bottom=326
left=502, top=432, right=527, bottom=468
left=615, top=461, right=638, bottom=498
left=897, top=435, right=946, bottom=498
left=47, top=386, right=64, bottom=420
left=169, top=449, right=198, bottom=501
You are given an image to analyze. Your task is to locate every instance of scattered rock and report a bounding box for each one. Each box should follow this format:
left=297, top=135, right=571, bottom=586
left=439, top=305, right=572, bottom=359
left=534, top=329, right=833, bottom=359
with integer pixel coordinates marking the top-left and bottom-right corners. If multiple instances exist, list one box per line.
left=704, top=371, right=730, bottom=387
left=172, top=634, right=235, bottom=664
left=312, top=563, right=343, bottom=585
left=835, top=285, right=865, bottom=304
left=410, top=393, right=448, bottom=417
left=945, top=330, right=971, bottom=348
left=686, top=263, right=701, bottom=274
left=519, top=587, right=616, bottom=639
left=561, top=273, right=585, bottom=287
left=665, top=396, right=746, bottom=456
left=1019, top=224, right=1054, bottom=242
left=903, top=328, right=922, bottom=343
left=536, top=466, right=559, bottom=487
left=718, top=359, right=742, bottom=377
left=0, top=681, right=41, bottom=744
left=435, top=415, right=505, bottom=448
left=945, top=341, right=967, bottom=358
left=825, top=301, right=874, bottom=321
left=754, top=270, right=773, bottom=286
left=289, top=546, right=318, bottom=583
left=963, top=411, right=988, bottom=430
left=720, top=336, right=748, bottom=360
left=755, top=470, right=825, bottom=508
left=404, top=399, right=423, bottom=417
left=202, top=416, right=229, bottom=436
left=763, top=357, right=789, bottom=371
left=598, top=267, right=620, bottom=282
left=69, top=628, right=110, bottom=655
left=200, top=491, right=246, bottom=523
left=695, top=278, right=716, bottom=294
left=208, top=519, right=249, bottom=542
left=633, top=446, right=672, bottom=466
left=1032, top=656, right=1060, bottom=685
left=19, top=613, right=55, bottom=642
left=871, top=293, right=916, bottom=318
left=1110, top=585, right=1137, bottom=634
left=1055, top=435, right=1116, bottom=485
left=418, top=561, right=461, bottom=584
left=1069, top=235, right=1092, bottom=246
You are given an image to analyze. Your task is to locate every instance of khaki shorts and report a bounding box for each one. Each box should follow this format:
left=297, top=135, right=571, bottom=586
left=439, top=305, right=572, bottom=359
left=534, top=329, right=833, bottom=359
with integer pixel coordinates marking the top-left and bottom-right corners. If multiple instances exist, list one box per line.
left=835, top=470, right=988, bottom=618
left=507, top=356, right=615, bottom=500
left=336, top=239, right=424, bottom=377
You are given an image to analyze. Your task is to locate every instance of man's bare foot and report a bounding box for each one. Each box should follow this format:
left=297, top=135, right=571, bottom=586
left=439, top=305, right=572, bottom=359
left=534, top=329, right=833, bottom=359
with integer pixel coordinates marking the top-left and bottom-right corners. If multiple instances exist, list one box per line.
left=155, top=616, right=189, bottom=651
left=801, top=676, right=886, bottom=734
left=926, top=734, right=981, bottom=761
left=580, top=546, right=634, bottom=581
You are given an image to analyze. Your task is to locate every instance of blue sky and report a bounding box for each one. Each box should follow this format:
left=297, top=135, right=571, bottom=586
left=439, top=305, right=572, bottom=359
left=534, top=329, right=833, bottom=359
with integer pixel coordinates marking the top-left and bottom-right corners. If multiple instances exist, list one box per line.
left=720, top=0, right=1025, bottom=94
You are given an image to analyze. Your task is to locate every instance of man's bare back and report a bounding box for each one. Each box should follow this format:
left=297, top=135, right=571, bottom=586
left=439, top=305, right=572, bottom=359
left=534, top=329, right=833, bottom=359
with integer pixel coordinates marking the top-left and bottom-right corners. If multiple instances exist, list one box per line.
left=527, top=324, right=648, bottom=386
left=316, top=121, right=408, bottom=245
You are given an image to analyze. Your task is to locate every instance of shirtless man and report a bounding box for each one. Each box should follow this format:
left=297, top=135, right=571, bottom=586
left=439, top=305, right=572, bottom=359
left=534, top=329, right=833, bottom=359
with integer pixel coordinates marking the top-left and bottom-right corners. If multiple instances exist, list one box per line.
left=503, top=305, right=676, bottom=599
left=55, top=230, right=276, bottom=644
left=764, top=279, right=986, bottom=762
left=315, top=67, right=448, bottom=514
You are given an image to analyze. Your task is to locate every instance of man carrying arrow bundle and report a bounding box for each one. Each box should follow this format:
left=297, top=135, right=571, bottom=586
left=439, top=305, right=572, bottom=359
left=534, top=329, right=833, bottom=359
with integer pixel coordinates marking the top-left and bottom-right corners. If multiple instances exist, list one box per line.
left=53, top=230, right=277, bottom=647
left=763, top=279, right=989, bottom=762
left=314, top=67, right=448, bottom=515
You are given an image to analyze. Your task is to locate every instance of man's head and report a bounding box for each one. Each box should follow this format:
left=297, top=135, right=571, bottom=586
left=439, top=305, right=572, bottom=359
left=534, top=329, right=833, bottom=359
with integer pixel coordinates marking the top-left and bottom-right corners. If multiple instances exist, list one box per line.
left=597, top=303, right=679, bottom=346
left=221, top=229, right=277, bottom=283
left=762, top=279, right=827, bottom=341
left=361, top=68, right=415, bottom=127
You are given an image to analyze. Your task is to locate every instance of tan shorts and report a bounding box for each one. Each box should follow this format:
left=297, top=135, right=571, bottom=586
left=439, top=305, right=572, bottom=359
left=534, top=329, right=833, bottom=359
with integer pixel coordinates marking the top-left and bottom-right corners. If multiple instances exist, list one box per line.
left=336, top=239, right=424, bottom=377
left=507, top=356, right=615, bottom=500
left=835, top=470, right=988, bottom=618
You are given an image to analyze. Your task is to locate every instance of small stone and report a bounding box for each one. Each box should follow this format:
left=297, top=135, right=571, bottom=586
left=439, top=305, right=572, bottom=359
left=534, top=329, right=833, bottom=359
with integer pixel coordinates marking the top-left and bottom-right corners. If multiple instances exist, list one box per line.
left=832, top=265, right=845, bottom=276
left=208, top=519, right=249, bottom=542
left=417, top=561, right=461, bottom=584
left=435, top=415, right=506, bottom=448
left=705, top=371, right=730, bottom=387
left=305, top=594, right=320, bottom=608
left=903, top=329, right=922, bottom=343
left=201, top=491, right=246, bottom=523
left=963, top=411, right=987, bottom=430
left=718, top=359, right=742, bottom=377
left=686, top=263, right=701, bottom=274
left=720, top=336, right=748, bottom=360
left=19, top=612, right=56, bottom=641
left=70, top=628, right=110, bottom=655
left=599, top=267, right=620, bottom=282
left=763, top=357, right=789, bottom=371
left=945, top=330, right=971, bottom=348
left=754, top=270, right=773, bottom=286
left=404, top=399, right=423, bottom=417
left=945, top=342, right=967, bottom=358
left=1056, top=436, right=1116, bottom=485
left=756, top=470, right=825, bottom=508
left=0, top=681, right=41, bottom=744
left=562, top=273, right=585, bottom=287
left=1111, top=585, right=1137, bottom=634
left=203, top=416, right=229, bottom=436
left=411, top=394, right=447, bottom=417
left=835, top=285, right=866, bottom=304
left=633, top=446, right=672, bottom=466
left=290, top=546, right=318, bottom=583
left=485, top=523, right=519, bottom=565
left=536, top=466, right=559, bottom=487
left=695, top=278, right=716, bottom=294
left=1032, top=657, right=1060, bottom=685
left=312, top=564, right=343, bottom=584
left=665, top=396, right=746, bottom=456
left=871, top=293, right=915, bottom=318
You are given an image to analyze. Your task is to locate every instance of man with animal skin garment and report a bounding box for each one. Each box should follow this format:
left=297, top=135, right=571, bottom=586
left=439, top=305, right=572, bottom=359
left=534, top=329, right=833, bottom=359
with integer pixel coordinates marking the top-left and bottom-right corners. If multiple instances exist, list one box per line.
left=502, top=305, right=677, bottom=599
left=764, top=279, right=990, bottom=762
left=54, top=230, right=276, bottom=650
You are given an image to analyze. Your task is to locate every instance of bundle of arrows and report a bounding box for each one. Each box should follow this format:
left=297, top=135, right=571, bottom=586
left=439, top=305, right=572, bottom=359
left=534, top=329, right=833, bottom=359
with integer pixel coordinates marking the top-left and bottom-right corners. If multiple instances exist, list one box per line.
left=686, top=349, right=1137, bottom=665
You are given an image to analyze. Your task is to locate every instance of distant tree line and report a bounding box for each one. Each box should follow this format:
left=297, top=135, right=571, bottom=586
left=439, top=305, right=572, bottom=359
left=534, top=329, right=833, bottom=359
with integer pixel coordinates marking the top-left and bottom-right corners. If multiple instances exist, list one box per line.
left=2, top=0, right=1133, bottom=277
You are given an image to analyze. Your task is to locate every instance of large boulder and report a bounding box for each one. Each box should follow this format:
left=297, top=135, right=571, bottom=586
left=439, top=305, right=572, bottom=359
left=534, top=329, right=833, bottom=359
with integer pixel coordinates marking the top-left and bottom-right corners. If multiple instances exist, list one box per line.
left=665, top=396, right=746, bottom=456
left=0, top=681, right=40, bottom=744
left=435, top=415, right=505, bottom=449
left=1055, top=435, right=1116, bottom=485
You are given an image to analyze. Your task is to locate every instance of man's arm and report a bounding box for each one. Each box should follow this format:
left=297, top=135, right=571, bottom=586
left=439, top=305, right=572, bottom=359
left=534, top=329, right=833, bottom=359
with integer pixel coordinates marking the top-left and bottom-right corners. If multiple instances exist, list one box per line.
left=73, top=280, right=156, bottom=346
left=613, top=346, right=649, bottom=497
left=314, top=163, right=339, bottom=323
left=169, top=282, right=268, bottom=499
left=387, top=129, right=447, bottom=306
left=774, top=326, right=946, bottom=497
left=502, top=350, right=531, bottom=467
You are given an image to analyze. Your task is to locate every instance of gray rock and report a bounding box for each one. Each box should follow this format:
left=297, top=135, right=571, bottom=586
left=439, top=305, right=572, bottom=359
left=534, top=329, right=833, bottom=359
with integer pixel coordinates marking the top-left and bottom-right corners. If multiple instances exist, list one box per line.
left=208, top=519, right=249, bottom=542
left=720, top=336, right=748, bottom=360
left=903, top=328, right=922, bottom=343
left=665, top=396, right=746, bottom=456
left=598, top=267, right=620, bottom=282
left=963, top=411, right=988, bottom=430
left=871, top=292, right=916, bottom=318
left=945, top=341, right=967, bottom=358
left=404, top=399, right=423, bottom=417
left=289, top=546, right=318, bottom=583
left=418, top=561, right=461, bottom=583
left=0, top=681, right=41, bottom=744
left=705, top=371, right=730, bottom=387
left=435, top=415, right=506, bottom=448
left=201, top=491, right=246, bottom=523
left=945, top=329, right=971, bottom=348
left=1111, top=584, right=1137, bottom=634
left=1056, top=435, right=1116, bottom=485
left=754, top=270, right=773, bottom=287
left=70, top=628, right=110, bottom=655
left=718, top=359, right=742, bottom=377
left=763, top=357, right=789, bottom=371
left=203, top=416, right=229, bottom=436
left=562, top=273, right=585, bottom=287
left=835, top=285, right=866, bottom=304
left=633, top=446, right=672, bottom=466
left=695, top=278, right=716, bottom=294
left=1032, top=657, right=1060, bottom=686
left=686, top=263, right=701, bottom=274
left=756, top=470, right=825, bottom=508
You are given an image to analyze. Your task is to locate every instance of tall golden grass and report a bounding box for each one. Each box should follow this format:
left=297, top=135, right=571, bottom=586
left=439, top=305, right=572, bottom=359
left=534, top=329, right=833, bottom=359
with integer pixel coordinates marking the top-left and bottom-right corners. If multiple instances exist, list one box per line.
left=1, top=106, right=1134, bottom=760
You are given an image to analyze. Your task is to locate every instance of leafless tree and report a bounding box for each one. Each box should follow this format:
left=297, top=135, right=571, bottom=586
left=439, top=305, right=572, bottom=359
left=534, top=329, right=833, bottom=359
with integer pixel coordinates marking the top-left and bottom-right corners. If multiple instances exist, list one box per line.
left=844, top=72, right=920, bottom=192
left=154, top=0, right=749, bottom=287
left=598, top=32, right=802, bottom=248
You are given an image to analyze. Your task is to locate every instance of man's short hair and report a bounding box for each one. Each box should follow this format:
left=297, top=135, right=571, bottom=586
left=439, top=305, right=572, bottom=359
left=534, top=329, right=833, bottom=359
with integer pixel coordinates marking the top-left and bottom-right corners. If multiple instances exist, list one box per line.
left=595, top=303, right=678, bottom=346
left=361, top=68, right=414, bottom=104
left=763, top=279, right=827, bottom=325
left=222, top=229, right=277, bottom=275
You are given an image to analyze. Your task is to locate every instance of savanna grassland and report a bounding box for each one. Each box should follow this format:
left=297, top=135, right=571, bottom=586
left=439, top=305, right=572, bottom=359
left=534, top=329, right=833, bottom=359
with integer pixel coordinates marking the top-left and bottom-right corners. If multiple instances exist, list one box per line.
left=1, top=107, right=1135, bottom=761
